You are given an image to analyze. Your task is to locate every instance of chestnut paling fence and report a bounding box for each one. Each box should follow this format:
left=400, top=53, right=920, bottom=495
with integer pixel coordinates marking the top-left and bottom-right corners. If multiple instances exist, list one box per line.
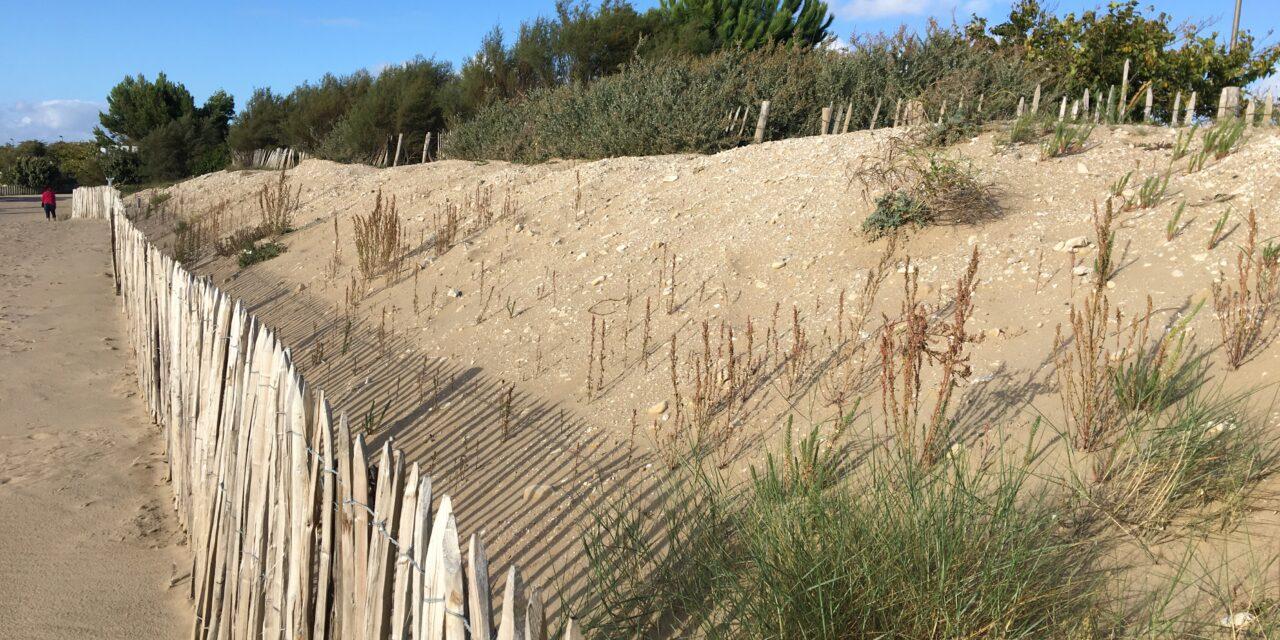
left=81, top=185, right=578, bottom=640
left=71, top=185, right=120, bottom=220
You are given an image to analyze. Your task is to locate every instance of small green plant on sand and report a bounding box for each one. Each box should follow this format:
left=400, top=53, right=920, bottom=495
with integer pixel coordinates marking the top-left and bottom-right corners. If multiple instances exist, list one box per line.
left=1207, top=210, right=1229, bottom=250
left=237, top=240, right=285, bottom=267
left=1042, top=122, right=1094, bottom=158
left=1165, top=201, right=1186, bottom=241
left=862, top=190, right=928, bottom=238
left=1171, top=124, right=1198, bottom=161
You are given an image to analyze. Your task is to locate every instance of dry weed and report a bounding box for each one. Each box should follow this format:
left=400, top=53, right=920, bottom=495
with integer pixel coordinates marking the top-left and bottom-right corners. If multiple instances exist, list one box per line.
left=1213, top=210, right=1275, bottom=369
left=353, top=189, right=405, bottom=281
left=1054, top=286, right=1120, bottom=452
left=879, top=247, right=979, bottom=465
left=258, top=169, right=301, bottom=235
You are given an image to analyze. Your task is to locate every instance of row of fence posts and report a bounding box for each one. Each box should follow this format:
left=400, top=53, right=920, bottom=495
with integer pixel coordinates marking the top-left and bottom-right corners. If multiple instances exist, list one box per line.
left=244, top=148, right=310, bottom=171
left=374, top=132, right=447, bottom=168
left=726, top=61, right=1276, bottom=145
left=251, top=62, right=1276, bottom=171
left=79, top=185, right=581, bottom=640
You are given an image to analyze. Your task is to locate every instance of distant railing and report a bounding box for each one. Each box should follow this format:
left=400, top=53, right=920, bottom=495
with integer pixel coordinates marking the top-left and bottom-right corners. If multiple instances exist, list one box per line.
left=0, top=184, right=38, bottom=196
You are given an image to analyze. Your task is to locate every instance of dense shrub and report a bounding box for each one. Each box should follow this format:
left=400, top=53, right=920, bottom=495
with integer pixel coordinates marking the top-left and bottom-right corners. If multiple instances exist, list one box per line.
left=100, top=148, right=141, bottom=185
left=0, top=140, right=108, bottom=190
left=139, top=115, right=230, bottom=181
left=4, top=155, right=60, bottom=189
left=446, top=31, right=1043, bottom=162
left=315, top=58, right=455, bottom=163
left=227, top=88, right=288, bottom=153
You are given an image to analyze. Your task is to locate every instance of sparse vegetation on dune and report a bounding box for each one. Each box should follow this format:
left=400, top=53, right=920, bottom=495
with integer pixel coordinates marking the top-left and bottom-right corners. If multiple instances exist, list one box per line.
left=129, top=107, right=1280, bottom=639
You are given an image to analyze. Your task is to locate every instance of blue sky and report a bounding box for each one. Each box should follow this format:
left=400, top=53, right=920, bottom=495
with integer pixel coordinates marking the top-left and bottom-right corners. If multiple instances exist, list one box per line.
left=2, top=0, right=1275, bottom=142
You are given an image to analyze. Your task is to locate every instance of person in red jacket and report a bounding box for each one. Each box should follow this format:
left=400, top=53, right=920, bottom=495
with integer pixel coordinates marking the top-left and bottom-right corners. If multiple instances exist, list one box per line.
left=41, top=186, right=56, bottom=220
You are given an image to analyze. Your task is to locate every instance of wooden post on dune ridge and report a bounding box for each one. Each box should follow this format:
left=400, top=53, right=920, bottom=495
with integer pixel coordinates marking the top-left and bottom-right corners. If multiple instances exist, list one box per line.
left=753, top=100, right=771, bottom=143
left=1118, top=59, right=1130, bottom=122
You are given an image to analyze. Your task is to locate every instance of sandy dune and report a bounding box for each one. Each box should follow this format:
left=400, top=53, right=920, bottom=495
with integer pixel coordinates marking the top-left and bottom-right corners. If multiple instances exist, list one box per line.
left=124, top=125, right=1280, bottom=608
left=0, top=196, right=187, bottom=639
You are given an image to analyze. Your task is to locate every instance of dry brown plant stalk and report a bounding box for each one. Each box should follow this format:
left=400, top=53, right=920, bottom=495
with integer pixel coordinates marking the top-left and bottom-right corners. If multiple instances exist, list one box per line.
left=1054, top=286, right=1119, bottom=451
left=353, top=189, right=404, bottom=281
left=1213, top=209, right=1272, bottom=369
left=433, top=202, right=460, bottom=257
left=880, top=248, right=980, bottom=465
left=1093, top=199, right=1116, bottom=288
left=258, top=169, right=301, bottom=235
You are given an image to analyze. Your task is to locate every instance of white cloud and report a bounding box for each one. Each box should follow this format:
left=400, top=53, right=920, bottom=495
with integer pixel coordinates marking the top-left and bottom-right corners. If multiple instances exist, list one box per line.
left=0, top=99, right=103, bottom=143
left=836, top=0, right=932, bottom=20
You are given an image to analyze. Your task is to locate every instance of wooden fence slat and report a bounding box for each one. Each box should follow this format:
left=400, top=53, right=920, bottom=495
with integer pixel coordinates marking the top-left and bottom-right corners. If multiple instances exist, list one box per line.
left=363, top=443, right=403, bottom=640
left=422, top=495, right=458, bottom=640
left=388, top=463, right=421, bottom=640
left=496, top=565, right=527, bottom=640
left=311, top=394, right=335, bottom=640
left=525, top=587, right=546, bottom=640
left=412, top=476, right=435, bottom=640
left=350, top=435, right=370, bottom=638
left=335, top=415, right=355, bottom=640
left=562, top=619, right=583, bottom=640
left=467, top=533, right=493, bottom=640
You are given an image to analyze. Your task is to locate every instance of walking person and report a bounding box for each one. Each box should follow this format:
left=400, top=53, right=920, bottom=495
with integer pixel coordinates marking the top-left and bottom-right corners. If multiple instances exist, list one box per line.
left=41, top=186, right=57, bottom=220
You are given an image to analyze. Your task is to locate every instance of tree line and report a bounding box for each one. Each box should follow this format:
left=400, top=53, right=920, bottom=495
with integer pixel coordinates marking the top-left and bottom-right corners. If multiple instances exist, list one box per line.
left=2, top=0, right=1275, bottom=188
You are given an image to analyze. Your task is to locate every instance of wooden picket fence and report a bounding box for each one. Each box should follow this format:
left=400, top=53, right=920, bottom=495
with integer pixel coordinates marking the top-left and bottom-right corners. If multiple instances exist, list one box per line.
left=97, top=185, right=579, bottom=640
left=238, top=147, right=311, bottom=170
left=71, top=185, right=121, bottom=219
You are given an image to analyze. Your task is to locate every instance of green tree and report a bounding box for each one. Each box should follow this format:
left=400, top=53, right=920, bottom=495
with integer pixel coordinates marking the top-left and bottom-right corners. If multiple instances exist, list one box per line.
left=101, top=147, right=141, bottom=185
left=656, top=0, right=833, bottom=54
left=6, top=155, right=60, bottom=189
left=320, top=58, right=455, bottom=162
left=49, top=141, right=106, bottom=187
left=200, top=90, right=236, bottom=138
left=555, top=0, right=653, bottom=83
left=987, top=1, right=1280, bottom=119
left=281, top=72, right=372, bottom=151
left=96, top=73, right=196, bottom=144
left=228, top=88, right=287, bottom=152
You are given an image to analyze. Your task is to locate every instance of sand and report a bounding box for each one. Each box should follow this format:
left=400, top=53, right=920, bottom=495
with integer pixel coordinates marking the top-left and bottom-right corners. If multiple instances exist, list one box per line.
left=130, top=124, right=1280, bottom=612
left=0, top=196, right=188, bottom=639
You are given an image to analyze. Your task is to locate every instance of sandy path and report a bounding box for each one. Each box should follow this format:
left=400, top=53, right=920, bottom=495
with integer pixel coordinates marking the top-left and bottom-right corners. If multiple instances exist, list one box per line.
left=0, top=196, right=188, bottom=639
